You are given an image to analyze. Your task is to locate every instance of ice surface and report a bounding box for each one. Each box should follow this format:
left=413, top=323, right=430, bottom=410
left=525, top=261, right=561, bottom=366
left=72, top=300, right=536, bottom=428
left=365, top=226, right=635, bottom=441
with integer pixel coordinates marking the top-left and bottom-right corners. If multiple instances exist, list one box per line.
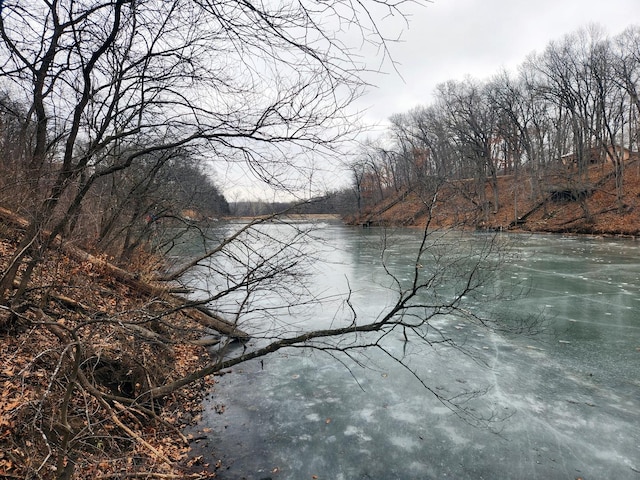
left=188, top=228, right=640, bottom=479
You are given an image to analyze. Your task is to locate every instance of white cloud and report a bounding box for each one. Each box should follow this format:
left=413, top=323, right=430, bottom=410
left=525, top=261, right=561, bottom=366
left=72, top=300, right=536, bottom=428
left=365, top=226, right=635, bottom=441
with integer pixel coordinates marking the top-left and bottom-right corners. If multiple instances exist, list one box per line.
left=354, top=0, right=640, bottom=125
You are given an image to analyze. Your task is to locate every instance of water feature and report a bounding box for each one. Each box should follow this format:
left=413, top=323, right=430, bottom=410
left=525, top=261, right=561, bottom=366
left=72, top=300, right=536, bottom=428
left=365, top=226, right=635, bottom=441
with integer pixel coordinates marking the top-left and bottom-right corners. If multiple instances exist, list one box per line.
left=186, top=222, right=640, bottom=479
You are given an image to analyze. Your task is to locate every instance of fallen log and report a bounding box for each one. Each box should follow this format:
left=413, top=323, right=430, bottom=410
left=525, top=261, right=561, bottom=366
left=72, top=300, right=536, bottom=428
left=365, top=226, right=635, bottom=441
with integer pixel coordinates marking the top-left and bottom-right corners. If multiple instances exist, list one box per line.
left=65, top=245, right=248, bottom=338
left=0, top=206, right=248, bottom=339
left=180, top=304, right=248, bottom=340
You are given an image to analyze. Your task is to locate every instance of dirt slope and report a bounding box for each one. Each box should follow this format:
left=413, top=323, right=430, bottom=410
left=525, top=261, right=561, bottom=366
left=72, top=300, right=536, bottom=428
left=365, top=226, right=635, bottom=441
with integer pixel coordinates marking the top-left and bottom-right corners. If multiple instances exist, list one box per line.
left=352, top=156, right=640, bottom=237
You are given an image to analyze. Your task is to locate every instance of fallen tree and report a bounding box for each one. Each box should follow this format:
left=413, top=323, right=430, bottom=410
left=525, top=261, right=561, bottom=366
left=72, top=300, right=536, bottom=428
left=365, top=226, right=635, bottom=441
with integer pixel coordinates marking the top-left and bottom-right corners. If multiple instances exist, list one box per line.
left=0, top=206, right=247, bottom=339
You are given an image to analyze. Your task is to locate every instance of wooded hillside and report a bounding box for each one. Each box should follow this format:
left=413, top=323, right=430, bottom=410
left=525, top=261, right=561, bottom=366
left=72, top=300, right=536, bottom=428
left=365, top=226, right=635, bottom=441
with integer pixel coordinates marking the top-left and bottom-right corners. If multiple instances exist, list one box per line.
left=0, top=208, right=226, bottom=478
left=348, top=153, right=640, bottom=236
left=346, top=26, right=640, bottom=236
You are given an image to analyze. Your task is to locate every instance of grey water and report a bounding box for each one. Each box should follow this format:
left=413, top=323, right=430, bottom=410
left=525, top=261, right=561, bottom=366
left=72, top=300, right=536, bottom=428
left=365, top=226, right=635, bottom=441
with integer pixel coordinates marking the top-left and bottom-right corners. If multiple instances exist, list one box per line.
left=187, top=222, right=640, bottom=479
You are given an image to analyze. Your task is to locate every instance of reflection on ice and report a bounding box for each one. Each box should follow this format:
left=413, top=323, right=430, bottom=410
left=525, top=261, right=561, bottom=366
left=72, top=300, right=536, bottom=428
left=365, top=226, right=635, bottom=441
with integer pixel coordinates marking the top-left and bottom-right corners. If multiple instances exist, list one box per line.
left=188, top=229, right=640, bottom=479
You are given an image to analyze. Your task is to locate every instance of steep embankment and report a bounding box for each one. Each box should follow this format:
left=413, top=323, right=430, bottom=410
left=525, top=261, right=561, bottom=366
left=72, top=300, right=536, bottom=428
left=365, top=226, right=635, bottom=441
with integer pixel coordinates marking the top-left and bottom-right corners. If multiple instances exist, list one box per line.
left=0, top=209, right=225, bottom=479
left=350, top=156, right=640, bottom=237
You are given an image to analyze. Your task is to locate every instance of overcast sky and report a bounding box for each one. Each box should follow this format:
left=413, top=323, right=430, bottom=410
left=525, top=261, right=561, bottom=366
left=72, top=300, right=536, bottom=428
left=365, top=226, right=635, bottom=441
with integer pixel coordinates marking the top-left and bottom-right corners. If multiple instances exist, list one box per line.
left=222, top=0, right=639, bottom=201
left=355, top=0, right=640, bottom=129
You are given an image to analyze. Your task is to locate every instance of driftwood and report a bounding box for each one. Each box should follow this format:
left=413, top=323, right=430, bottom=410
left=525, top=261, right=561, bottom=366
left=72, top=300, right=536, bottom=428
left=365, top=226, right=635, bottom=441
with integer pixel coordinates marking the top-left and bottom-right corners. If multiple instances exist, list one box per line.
left=0, top=206, right=248, bottom=339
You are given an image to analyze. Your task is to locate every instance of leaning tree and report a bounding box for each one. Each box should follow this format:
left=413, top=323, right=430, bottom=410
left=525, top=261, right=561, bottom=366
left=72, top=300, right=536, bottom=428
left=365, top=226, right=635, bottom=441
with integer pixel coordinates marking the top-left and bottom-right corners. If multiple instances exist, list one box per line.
left=0, top=0, right=408, bottom=301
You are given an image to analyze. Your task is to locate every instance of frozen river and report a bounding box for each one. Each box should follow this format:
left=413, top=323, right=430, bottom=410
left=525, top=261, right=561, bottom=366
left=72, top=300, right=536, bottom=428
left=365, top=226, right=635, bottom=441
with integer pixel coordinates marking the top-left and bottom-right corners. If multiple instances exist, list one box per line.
left=187, top=224, right=640, bottom=479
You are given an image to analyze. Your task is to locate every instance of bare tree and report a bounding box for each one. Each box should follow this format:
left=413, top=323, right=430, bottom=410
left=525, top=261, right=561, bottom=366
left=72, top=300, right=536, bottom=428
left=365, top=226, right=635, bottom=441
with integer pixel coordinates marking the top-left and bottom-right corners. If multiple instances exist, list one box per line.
left=3, top=1, right=481, bottom=478
left=589, top=36, right=628, bottom=210
left=0, top=0, right=407, bottom=301
left=434, top=79, right=501, bottom=221
left=614, top=26, right=640, bottom=152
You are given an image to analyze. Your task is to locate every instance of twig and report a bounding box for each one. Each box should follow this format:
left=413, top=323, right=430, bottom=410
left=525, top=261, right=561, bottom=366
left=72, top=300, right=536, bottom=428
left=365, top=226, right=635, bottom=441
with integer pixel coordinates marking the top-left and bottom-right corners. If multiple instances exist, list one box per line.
left=101, top=399, right=172, bottom=466
left=96, top=473, right=209, bottom=479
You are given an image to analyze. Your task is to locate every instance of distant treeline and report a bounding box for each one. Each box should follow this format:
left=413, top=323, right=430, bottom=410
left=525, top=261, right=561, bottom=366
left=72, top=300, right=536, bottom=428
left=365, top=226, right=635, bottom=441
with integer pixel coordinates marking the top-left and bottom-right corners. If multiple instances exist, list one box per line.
left=229, top=190, right=358, bottom=217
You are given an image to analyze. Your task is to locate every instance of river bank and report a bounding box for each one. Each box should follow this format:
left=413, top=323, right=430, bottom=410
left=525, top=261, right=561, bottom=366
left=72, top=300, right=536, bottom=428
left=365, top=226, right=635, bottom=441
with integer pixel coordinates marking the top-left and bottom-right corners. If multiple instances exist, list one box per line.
left=346, top=158, right=640, bottom=238
left=0, top=218, right=220, bottom=479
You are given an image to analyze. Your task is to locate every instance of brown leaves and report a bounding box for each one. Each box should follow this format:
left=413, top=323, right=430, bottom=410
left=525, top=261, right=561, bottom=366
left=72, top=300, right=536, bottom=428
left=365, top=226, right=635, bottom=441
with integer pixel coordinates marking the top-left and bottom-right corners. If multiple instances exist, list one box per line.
left=0, top=224, right=217, bottom=479
left=0, top=456, right=13, bottom=474
left=0, top=359, right=35, bottom=437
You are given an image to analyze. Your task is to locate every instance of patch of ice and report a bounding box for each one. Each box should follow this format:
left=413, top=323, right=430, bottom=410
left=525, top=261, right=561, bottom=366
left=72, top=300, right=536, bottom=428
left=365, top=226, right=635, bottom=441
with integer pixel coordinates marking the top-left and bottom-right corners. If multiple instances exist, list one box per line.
left=389, top=435, right=420, bottom=451
left=389, top=409, right=419, bottom=423
left=344, top=425, right=372, bottom=442
left=438, top=425, right=470, bottom=446
left=407, top=461, right=429, bottom=474
left=359, top=408, right=376, bottom=423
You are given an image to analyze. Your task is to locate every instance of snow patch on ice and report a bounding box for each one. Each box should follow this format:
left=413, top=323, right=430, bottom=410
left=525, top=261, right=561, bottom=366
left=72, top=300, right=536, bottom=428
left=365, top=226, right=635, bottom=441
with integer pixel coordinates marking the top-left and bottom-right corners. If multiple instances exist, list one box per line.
left=344, top=425, right=372, bottom=442
left=389, top=435, right=420, bottom=451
